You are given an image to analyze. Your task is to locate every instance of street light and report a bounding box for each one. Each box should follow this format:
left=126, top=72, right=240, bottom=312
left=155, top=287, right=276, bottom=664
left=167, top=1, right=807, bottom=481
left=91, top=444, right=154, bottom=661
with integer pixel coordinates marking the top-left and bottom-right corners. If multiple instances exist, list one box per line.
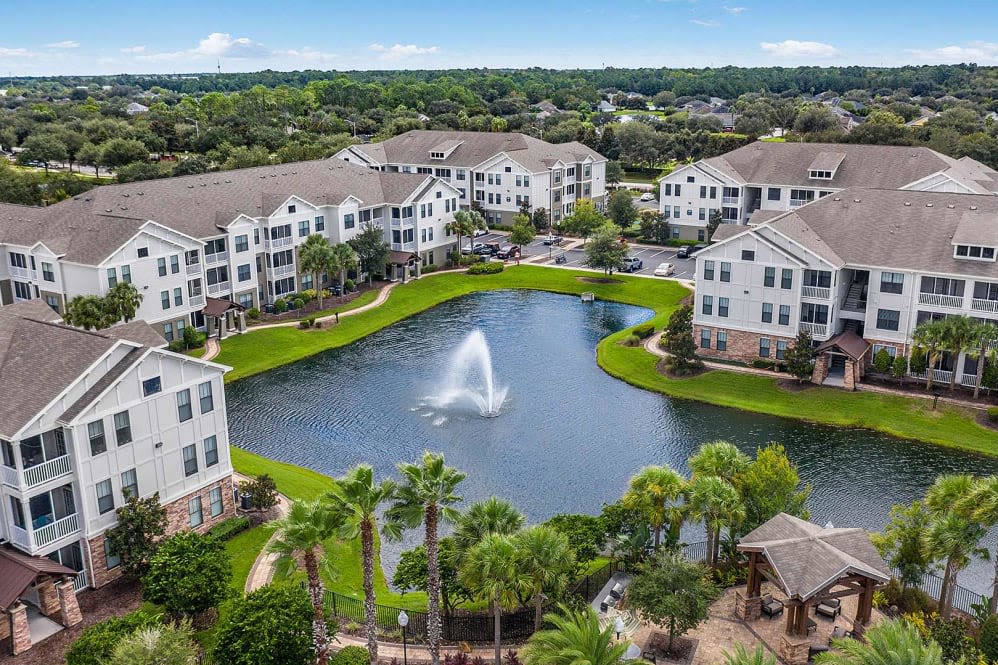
left=184, top=117, right=200, bottom=139
left=344, top=118, right=357, bottom=137
left=398, top=610, right=409, bottom=665
left=614, top=615, right=625, bottom=641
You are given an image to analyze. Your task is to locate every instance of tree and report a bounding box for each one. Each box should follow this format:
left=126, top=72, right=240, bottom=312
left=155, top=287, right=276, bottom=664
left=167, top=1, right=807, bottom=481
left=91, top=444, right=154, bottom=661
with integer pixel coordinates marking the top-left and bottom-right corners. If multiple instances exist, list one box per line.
left=913, top=320, right=949, bottom=392
left=605, top=161, right=623, bottom=188
left=515, top=525, right=576, bottom=631
left=792, top=105, right=841, bottom=135
left=329, top=465, right=397, bottom=665
left=214, top=584, right=315, bottom=665
left=530, top=207, right=549, bottom=233
left=349, top=222, right=391, bottom=285
left=452, top=497, right=525, bottom=562
left=815, top=619, right=943, bottom=665
left=298, top=234, right=334, bottom=309
left=941, top=316, right=976, bottom=390
left=460, top=533, right=530, bottom=665
left=784, top=330, right=815, bottom=383
left=892, top=354, right=909, bottom=386
left=521, top=605, right=630, bottom=665
left=143, top=531, right=232, bottom=618
left=563, top=199, right=607, bottom=241
left=627, top=550, right=718, bottom=653
left=585, top=221, right=630, bottom=275
left=105, top=282, right=143, bottom=323
left=269, top=500, right=346, bottom=665
left=723, top=644, right=777, bottom=665
left=607, top=190, right=637, bottom=227
left=392, top=538, right=469, bottom=617
left=543, top=514, right=606, bottom=570
left=107, top=622, right=199, bottom=665
left=873, top=348, right=893, bottom=374
left=329, top=243, right=359, bottom=301
left=385, top=452, right=466, bottom=665
left=871, top=500, right=933, bottom=590
left=622, top=465, right=685, bottom=548
left=99, top=138, right=150, bottom=169
left=77, top=141, right=103, bottom=177
left=18, top=133, right=68, bottom=175
left=706, top=209, right=723, bottom=241
left=105, top=491, right=167, bottom=580
left=736, top=444, right=810, bottom=534
left=959, top=476, right=998, bottom=613
left=446, top=209, right=488, bottom=255
left=241, top=474, right=279, bottom=511
left=689, top=441, right=750, bottom=484
left=687, top=475, right=744, bottom=566
left=660, top=305, right=702, bottom=376
left=967, top=320, right=998, bottom=399
left=508, top=214, right=535, bottom=264
left=64, top=295, right=113, bottom=330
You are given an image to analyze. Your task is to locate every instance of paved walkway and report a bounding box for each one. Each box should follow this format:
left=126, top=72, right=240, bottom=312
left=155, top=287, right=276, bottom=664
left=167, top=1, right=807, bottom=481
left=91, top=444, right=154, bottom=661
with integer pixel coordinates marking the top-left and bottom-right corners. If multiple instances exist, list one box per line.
left=235, top=472, right=292, bottom=594
left=202, top=336, right=220, bottom=361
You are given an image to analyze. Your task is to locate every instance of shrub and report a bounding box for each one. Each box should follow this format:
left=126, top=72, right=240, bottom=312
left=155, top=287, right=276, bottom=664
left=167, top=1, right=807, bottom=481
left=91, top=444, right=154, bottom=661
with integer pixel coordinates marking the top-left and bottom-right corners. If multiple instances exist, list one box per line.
left=299, top=319, right=311, bottom=329
left=980, top=614, right=998, bottom=663
left=422, top=264, right=440, bottom=273
left=751, top=359, right=776, bottom=370
left=632, top=323, right=655, bottom=339
left=214, top=584, right=314, bottom=665
left=621, top=334, right=642, bottom=347
left=300, top=289, right=317, bottom=302
left=143, top=531, right=232, bottom=618
left=182, top=325, right=203, bottom=349
left=448, top=250, right=462, bottom=266
left=873, top=348, right=893, bottom=373
left=241, top=474, right=279, bottom=511
left=331, top=646, right=371, bottom=665
left=106, top=621, right=198, bottom=665
left=909, top=347, right=927, bottom=374
left=467, top=262, right=504, bottom=275
left=988, top=407, right=998, bottom=423
left=207, top=517, right=250, bottom=542
left=246, top=307, right=260, bottom=320
left=892, top=354, right=908, bottom=382
left=168, top=340, right=186, bottom=353
left=292, top=298, right=305, bottom=310
left=926, top=615, right=978, bottom=665
left=344, top=278, right=355, bottom=291
left=879, top=578, right=936, bottom=614
left=66, top=612, right=160, bottom=665
left=274, top=299, right=287, bottom=314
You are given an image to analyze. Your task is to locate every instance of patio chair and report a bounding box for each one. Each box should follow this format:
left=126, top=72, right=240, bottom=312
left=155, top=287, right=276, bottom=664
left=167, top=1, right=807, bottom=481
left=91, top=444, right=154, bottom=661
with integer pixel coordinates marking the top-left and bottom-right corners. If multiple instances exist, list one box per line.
left=610, top=582, right=625, bottom=598
left=829, top=625, right=852, bottom=644
left=815, top=598, right=841, bottom=619
left=807, top=618, right=817, bottom=635
left=808, top=645, right=830, bottom=662
left=641, top=651, right=657, bottom=664
left=761, top=593, right=784, bottom=619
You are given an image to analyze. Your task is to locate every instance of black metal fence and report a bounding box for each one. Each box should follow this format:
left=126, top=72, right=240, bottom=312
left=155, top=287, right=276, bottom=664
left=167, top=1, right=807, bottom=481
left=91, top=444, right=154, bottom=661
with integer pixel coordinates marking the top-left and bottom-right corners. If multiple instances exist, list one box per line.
left=893, top=566, right=988, bottom=616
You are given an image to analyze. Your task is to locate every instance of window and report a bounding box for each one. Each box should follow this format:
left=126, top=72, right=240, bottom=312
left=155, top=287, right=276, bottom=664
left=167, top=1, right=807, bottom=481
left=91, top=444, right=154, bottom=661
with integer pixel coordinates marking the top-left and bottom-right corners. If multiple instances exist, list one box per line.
left=142, top=377, right=161, bottom=396
left=254, top=228, right=260, bottom=245
left=198, top=381, right=214, bottom=414
left=876, top=309, right=901, bottom=331
left=12, top=282, right=30, bottom=300
left=161, top=290, right=170, bottom=310
left=764, top=267, right=775, bottom=288
left=315, top=215, right=325, bottom=232
left=298, top=220, right=309, bottom=237
left=718, top=297, right=729, bottom=317
left=121, top=468, right=138, bottom=499
left=204, top=435, right=219, bottom=467
left=700, top=328, right=711, bottom=349
left=703, top=260, right=715, bottom=280
left=720, top=262, right=731, bottom=282
left=881, top=272, right=905, bottom=294
left=702, top=295, right=713, bottom=315
left=344, top=213, right=355, bottom=229
left=239, top=293, right=253, bottom=309
left=779, top=305, right=790, bottom=326
left=662, top=184, right=672, bottom=196
left=699, top=208, right=706, bottom=221
left=121, top=265, right=131, bottom=284
left=776, top=340, right=788, bottom=360
left=700, top=185, right=707, bottom=198
left=790, top=189, right=815, bottom=205
left=457, top=170, right=466, bottom=181
left=46, top=295, right=59, bottom=312
left=210, top=487, right=224, bottom=517
left=235, top=235, right=249, bottom=252
left=107, top=267, right=117, bottom=288
left=183, top=444, right=198, bottom=477
left=686, top=175, right=694, bottom=183
left=759, top=338, right=771, bottom=357
left=189, top=497, right=203, bottom=527
left=173, top=287, right=183, bottom=306
left=781, top=269, right=793, bottom=290
left=920, top=276, right=965, bottom=297
left=105, top=539, right=120, bottom=569
left=974, top=282, right=998, bottom=302
left=673, top=206, right=680, bottom=218
left=96, top=479, right=114, bottom=514
left=800, top=303, right=829, bottom=324
left=287, top=204, right=296, bottom=214
left=675, top=185, right=681, bottom=196
left=170, top=255, right=180, bottom=274
left=809, top=170, right=833, bottom=179
left=762, top=303, right=773, bottom=323
left=955, top=244, right=997, bottom=260
left=709, top=186, right=717, bottom=199
left=8, top=252, right=26, bottom=268
left=767, top=187, right=781, bottom=201
left=716, top=331, right=728, bottom=351
left=88, top=420, right=106, bottom=456
left=741, top=250, right=755, bottom=261
left=114, top=411, right=131, bottom=445
left=238, top=264, right=251, bottom=282
left=177, top=389, right=193, bottom=422
left=41, top=262, right=54, bottom=281
left=802, top=270, right=832, bottom=288
left=137, top=247, right=149, bottom=258
left=157, top=257, right=167, bottom=277
left=163, top=323, right=174, bottom=342
left=698, top=230, right=705, bottom=242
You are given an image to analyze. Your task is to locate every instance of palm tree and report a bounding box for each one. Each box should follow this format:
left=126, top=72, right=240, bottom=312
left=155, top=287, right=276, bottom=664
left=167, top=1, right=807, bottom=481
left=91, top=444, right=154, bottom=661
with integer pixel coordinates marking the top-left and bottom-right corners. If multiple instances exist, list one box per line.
left=521, top=605, right=631, bottom=665
left=268, top=500, right=346, bottom=665
left=452, top=497, right=525, bottom=561
left=924, top=474, right=987, bottom=617
left=105, top=282, right=144, bottom=323
left=913, top=319, right=950, bottom=391
left=622, top=465, right=685, bottom=548
left=966, top=321, right=998, bottom=399
left=329, top=465, right=396, bottom=665
left=298, top=234, right=334, bottom=309
left=515, top=525, right=576, bottom=631
left=687, top=475, right=745, bottom=566
left=941, top=316, right=977, bottom=390
left=814, top=618, right=943, bottom=665
left=460, top=533, right=531, bottom=665
left=446, top=209, right=487, bottom=256
left=329, top=243, right=358, bottom=302
left=689, top=441, right=750, bottom=483
left=722, top=644, right=777, bottom=665
left=960, top=476, right=998, bottom=613
left=385, top=452, right=466, bottom=665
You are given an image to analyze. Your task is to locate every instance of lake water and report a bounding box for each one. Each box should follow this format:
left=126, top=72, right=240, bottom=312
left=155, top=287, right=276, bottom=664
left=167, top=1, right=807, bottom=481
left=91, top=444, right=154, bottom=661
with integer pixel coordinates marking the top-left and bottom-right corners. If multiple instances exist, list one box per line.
left=227, top=289, right=998, bottom=592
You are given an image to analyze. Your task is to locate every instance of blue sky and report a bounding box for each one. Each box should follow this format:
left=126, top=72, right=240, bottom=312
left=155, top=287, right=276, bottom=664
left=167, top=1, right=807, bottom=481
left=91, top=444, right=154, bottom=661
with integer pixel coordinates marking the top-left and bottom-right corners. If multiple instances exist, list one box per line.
left=1, top=0, right=997, bottom=76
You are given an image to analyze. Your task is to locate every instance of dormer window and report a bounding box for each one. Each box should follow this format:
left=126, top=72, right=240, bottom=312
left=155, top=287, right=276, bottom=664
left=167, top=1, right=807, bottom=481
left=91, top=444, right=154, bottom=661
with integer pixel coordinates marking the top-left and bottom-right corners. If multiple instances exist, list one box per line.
left=288, top=204, right=296, bottom=214
left=430, top=151, right=445, bottom=159
left=809, top=170, right=833, bottom=179
left=954, top=244, right=997, bottom=261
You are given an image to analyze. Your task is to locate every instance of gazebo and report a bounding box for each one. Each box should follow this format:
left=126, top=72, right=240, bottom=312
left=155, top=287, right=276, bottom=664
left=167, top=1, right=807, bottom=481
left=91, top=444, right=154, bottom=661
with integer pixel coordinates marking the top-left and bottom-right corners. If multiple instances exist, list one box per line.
left=735, top=514, right=891, bottom=664
left=388, top=250, right=421, bottom=283
left=810, top=331, right=871, bottom=390
left=203, top=297, right=246, bottom=339
left=0, top=547, right=82, bottom=655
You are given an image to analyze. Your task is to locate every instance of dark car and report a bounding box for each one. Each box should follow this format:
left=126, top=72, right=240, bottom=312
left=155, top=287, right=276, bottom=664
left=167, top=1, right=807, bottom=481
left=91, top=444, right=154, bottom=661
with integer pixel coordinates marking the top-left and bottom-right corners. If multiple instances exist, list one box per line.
left=542, top=235, right=564, bottom=246
left=474, top=242, right=501, bottom=256
left=676, top=245, right=692, bottom=258
left=497, top=244, right=520, bottom=260
left=690, top=243, right=708, bottom=255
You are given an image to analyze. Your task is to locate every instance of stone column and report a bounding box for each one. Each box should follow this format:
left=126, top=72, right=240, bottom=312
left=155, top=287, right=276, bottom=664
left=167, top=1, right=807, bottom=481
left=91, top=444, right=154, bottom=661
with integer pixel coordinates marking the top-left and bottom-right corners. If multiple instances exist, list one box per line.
left=415, top=261, right=422, bottom=279
left=238, top=312, right=247, bottom=332
left=0, top=608, right=10, bottom=642
left=36, top=579, right=60, bottom=618
left=734, top=590, right=762, bottom=621
left=10, top=602, right=31, bottom=655
left=844, top=359, right=857, bottom=391
left=811, top=354, right=829, bottom=385
left=779, top=634, right=811, bottom=665
left=57, top=578, right=83, bottom=627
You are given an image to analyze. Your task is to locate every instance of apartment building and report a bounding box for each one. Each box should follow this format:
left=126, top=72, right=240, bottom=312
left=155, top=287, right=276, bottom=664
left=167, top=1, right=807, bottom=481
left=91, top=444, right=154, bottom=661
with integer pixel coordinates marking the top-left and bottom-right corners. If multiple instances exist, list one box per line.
left=0, top=157, right=460, bottom=342
left=0, top=301, right=234, bottom=652
left=335, top=130, right=608, bottom=228
left=659, top=142, right=998, bottom=241
left=692, top=186, right=998, bottom=389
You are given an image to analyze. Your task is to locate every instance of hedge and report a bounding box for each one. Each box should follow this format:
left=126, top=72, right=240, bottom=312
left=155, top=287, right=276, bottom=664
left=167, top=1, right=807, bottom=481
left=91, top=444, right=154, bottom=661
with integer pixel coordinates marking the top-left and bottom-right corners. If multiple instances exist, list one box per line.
left=466, top=262, right=504, bottom=275
left=207, top=516, right=251, bottom=542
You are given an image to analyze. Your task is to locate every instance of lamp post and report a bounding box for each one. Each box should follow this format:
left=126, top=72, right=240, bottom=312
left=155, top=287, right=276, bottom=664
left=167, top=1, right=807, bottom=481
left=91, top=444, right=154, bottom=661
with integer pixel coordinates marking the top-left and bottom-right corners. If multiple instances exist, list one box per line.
left=398, top=610, right=409, bottom=665
left=614, top=615, right=625, bottom=641
left=184, top=117, right=200, bottom=139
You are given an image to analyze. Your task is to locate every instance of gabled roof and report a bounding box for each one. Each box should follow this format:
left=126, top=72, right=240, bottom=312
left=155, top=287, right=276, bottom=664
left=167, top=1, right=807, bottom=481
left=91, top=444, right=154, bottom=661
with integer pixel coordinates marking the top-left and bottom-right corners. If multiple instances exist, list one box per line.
left=0, top=546, right=77, bottom=609
left=815, top=331, right=871, bottom=360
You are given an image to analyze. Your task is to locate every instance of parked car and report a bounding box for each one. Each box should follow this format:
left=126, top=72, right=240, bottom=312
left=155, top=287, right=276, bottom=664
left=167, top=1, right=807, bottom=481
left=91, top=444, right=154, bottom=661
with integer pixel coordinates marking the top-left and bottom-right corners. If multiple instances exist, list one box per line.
left=462, top=242, right=485, bottom=255
left=690, top=243, right=708, bottom=255
left=474, top=226, right=490, bottom=237
left=639, top=192, right=656, bottom=202
left=676, top=245, right=692, bottom=258
left=474, top=243, right=500, bottom=256
left=497, top=244, right=520, bottom=260
left=543, top=234, right=564, bottom=245
left=620, top=257, right=643, bottom=273
left=653, top=262, right=675, bottom=277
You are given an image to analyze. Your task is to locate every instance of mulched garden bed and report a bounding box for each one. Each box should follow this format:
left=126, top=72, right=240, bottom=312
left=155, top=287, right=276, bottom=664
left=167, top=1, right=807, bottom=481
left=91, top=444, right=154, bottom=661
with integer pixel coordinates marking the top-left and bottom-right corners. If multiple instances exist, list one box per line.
left=976, top=411, right=998, bottom=431
left=656, top=358, right=710, bottom=380
left=649, top=635, right=699, bottom=665
left=0, top=578, right=143, bottom=665
left=576, top=276, right=623, bottom=284
left=249, top=280, right=388, bottom=325
left=777, top=378, right=817, bottom=392
left=862, top=374, right=998, bottom=405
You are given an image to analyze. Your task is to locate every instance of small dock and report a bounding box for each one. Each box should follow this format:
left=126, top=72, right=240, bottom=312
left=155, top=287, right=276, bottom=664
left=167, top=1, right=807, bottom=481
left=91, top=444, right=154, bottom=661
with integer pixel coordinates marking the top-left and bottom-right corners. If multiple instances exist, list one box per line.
left=581, top=292, right=595, bottom=303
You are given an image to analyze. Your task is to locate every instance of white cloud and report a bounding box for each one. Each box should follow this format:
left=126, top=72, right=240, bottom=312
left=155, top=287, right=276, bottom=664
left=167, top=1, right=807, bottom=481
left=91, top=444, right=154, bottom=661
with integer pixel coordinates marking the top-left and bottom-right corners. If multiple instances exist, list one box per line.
left=280, top=47, right=339, bottom=63
left=193, top=32, right=269, bottom=58
left=906, top=41, right=998, bottom=65
left=368, top=43, right=440, bottom=61
left=0, top=46, right=35, bottom=58
left=723, top=5, right=747, bottom=13
left=760, top=40, right=840, bottom=58
left=120, top=45, right=146, bottom=54
left=691, top=19, right=720, bottom=27
left=44, top=40, right=79, bottom=49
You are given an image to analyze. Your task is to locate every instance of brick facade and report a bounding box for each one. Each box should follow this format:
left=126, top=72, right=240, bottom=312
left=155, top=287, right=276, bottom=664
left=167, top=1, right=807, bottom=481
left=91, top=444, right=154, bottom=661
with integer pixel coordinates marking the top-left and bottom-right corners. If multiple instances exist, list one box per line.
left=693, top=324, right=796, bottom=364
left=865, top=338, right=905, bottom=369
left=85, top=476, right=236, bottom=589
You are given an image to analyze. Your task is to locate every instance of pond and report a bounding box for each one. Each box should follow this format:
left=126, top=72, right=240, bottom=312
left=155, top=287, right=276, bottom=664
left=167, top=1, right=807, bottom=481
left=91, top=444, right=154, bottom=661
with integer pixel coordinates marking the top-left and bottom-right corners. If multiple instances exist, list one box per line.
left=227, top=289, right=998, bottom=592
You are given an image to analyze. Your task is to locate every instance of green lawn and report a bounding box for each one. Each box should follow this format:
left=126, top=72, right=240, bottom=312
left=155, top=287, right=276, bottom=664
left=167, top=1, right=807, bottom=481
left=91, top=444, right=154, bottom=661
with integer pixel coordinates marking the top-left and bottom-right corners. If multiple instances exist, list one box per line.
left=225, top=524, right=273, bottom=593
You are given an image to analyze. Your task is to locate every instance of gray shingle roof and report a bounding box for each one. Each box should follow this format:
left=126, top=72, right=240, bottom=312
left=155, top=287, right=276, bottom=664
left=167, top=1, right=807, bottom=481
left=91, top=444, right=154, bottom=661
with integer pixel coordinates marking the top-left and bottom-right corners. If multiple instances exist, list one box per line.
left=738, top=513, right=890, bottom=601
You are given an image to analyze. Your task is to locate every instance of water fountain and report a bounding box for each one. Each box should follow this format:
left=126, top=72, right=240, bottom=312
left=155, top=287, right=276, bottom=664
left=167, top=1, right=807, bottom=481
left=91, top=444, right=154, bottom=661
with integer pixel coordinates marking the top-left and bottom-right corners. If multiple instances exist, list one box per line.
left=427, top=329, right=508, bottom=417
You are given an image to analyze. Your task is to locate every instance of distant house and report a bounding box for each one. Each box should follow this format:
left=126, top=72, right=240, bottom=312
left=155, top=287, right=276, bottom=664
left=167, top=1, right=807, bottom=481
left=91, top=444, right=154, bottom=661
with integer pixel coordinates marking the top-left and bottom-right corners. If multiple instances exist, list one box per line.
left=709, top=96, right=726, bottom=107
left=125, top=102, right=148, bottom=116
left=710, top=111, right=738, bottom=131
left=417, top=113, right=430, bottom=122
left=684, top=100, right=711, bottom=113
left=597, top=100, right=616, bottom=113
left=536, top=101, right=560, bottom=114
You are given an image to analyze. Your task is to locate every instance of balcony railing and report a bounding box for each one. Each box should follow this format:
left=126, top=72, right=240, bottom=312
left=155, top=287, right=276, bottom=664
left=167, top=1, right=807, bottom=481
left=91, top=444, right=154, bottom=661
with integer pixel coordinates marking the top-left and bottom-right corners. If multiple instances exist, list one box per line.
left=961, top=373, right=978, bottom=387
left=265, top=237, right=293, bottom=251
left=801, top=286, right=831, bottom=299
left=390, top=217, right=415, bottom=227
left=789, top=199, right=809, bottom=208
left=8, top=265, right=31, bottom=279
left=267, top=264, right=296, bottom=278
left=189, top=294, right=205, bottom=307
left=972, top=298, right=998, bottom=313
left=73, top=570, right=89, bottom=593
left=391, top=242, right=416, bottom=252
left=34, top=513, right=79, bottom=547
left=918, top=292, right=964, bottom=308
left=1, top=465, right=18, bottom=487
left=205, top=251, right=229, bottom=265
left=185, top=262, right=201, bottom=276
left=23, top=455, right=71, bottom=488
left=206, top=281, right=231, bottom=295
left=911, top=369, right=954, bottom=384
left=722, top=196, right=739, bottom=205
left=11, top=525, right=29, bottom=548
left=799, top=321, right=828, bottom=337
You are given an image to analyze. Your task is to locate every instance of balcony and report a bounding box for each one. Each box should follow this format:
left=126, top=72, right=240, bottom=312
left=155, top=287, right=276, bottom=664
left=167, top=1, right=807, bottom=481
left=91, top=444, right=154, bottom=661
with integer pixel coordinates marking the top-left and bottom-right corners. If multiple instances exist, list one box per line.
left=23, top=455, right=71, bottom=488
left=972, top=298, right=998, bottom=314
left=205, top=251, right=228, bottom=265
left=189, top=294, right=205, bottom=308
left=391, top=242, right=416, bottom=252
left=73, top=570, right=89, bottom=593
left=918, top=292, right=964, bottom=308
left=911, top=369, right=954, bottom=384
left=265, top=236, right=293, bottom=251
left=267, top=264, right=296, bottom=278
left=801, top=286, right=831, bottom=300
left=799, top=321, right=828, bottom=337
left=8, top=265, right=31, bottom=279
left=722, top=196, right=739, bottom=206
left=390, top=217, right=415, bottom=227
left=789, top=199, right=809, bottom=208
left=961, top=373, right=978, bottom=387
left=34, top=513, right=79, bottom=547
left=185, top=262, right=201, bottom=276
left=206, top=281, right=231, bottom=296
left=1, top=465, right=18, bottom=487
